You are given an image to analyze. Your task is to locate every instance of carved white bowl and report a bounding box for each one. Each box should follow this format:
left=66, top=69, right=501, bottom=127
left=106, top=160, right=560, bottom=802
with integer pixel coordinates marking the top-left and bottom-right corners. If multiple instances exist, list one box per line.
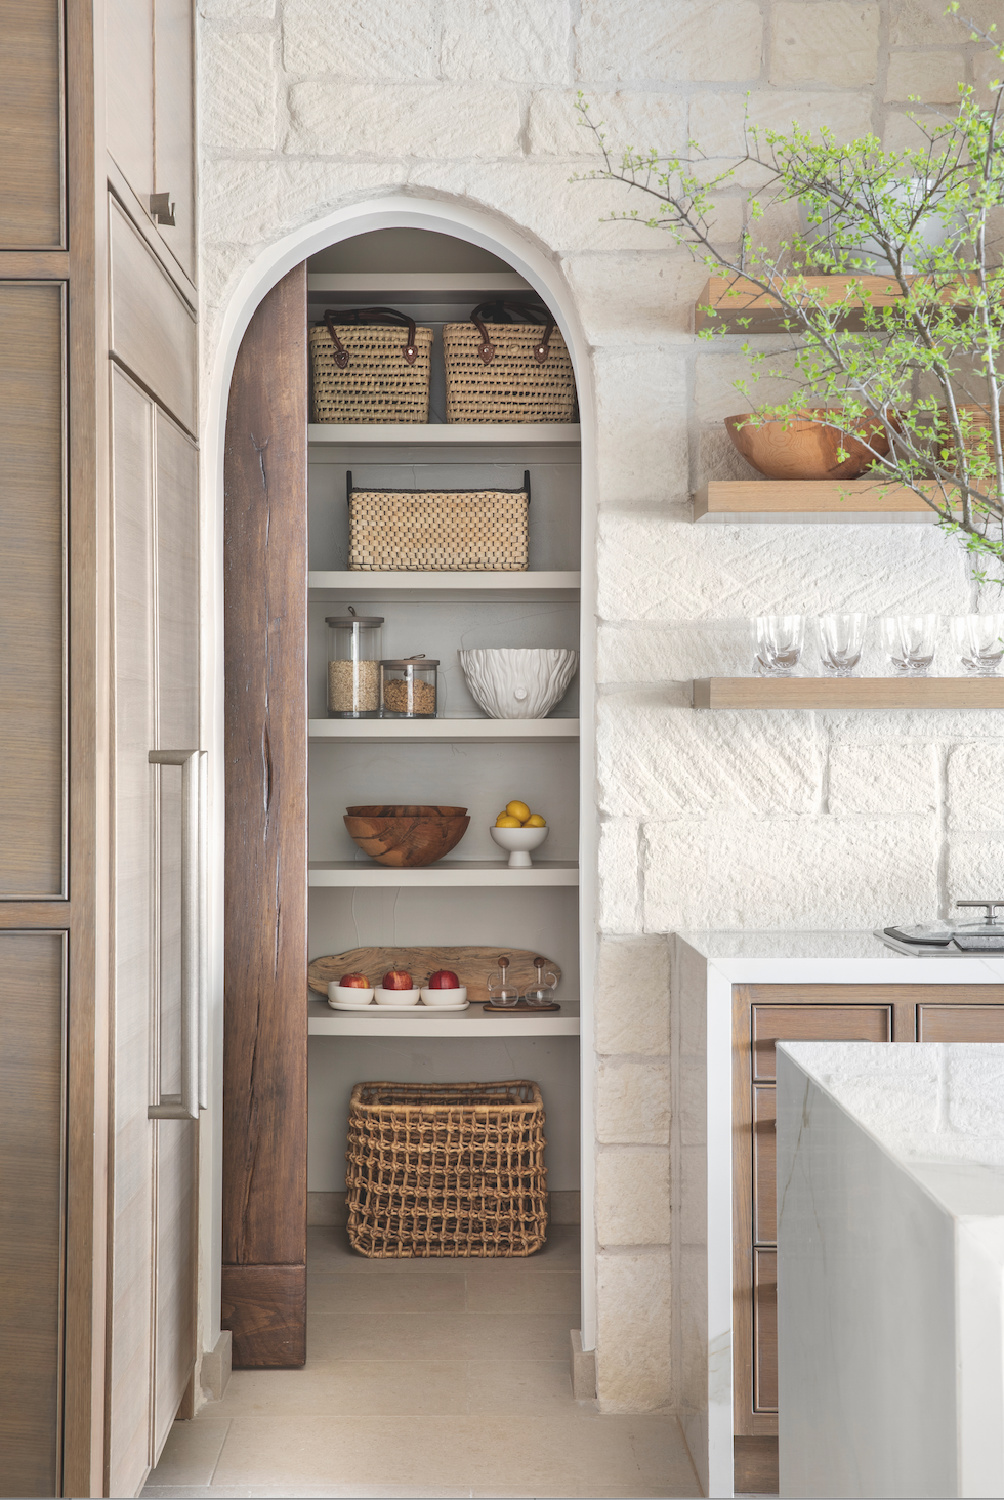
left=459, top=648, right=578, bottom=719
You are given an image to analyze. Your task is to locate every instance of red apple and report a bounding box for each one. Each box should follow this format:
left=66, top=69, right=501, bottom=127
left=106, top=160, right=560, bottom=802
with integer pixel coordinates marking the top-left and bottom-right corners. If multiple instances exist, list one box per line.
left=428, top=969, right=460, bottom=990
left=382, top=968, right=414, bottom=991
left=339, top=972, right=370, bottom=989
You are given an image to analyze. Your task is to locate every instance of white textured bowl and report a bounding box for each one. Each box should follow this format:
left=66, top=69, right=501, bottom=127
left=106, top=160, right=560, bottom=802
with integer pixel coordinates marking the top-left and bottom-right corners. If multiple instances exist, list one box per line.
left=459, top=648, right=578, bottom=719
left=420, top=985, right=468, bottom=1006
left=373, top=985, right=421, bottom=1006
left=490, top=824, right=549, bottom=868
left=328, top=983, right=375, bottom=1006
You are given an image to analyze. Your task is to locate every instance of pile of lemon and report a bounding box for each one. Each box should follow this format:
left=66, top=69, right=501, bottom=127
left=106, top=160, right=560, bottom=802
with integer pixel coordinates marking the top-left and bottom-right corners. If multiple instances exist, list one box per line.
left=495, top=799, right=546, bottom=829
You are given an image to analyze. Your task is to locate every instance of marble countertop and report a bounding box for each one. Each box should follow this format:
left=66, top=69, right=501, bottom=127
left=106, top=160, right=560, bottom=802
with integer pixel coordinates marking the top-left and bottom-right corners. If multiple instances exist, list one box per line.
left=675, top=929, right=1004, bottom=983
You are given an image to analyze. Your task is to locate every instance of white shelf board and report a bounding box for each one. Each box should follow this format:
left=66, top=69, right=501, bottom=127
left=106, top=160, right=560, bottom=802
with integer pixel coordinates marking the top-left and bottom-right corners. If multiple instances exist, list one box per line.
left=306, top=272, right=532, bottom=301
left=308, top=860, right=579, bottom=887
left=308, top=570, right=580, bottom=603
left=308, top=717, right=579, bottom=743
left=307, top=995, right=580, bottom=1038
left=308, top=422, right=580, bottom=446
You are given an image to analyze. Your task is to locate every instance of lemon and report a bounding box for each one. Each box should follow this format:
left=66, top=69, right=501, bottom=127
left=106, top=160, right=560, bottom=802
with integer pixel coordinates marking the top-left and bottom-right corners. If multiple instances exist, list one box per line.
left=495, top=814, right=521, bottom=828
left=505, top=799, right=531, bottom=823
left=525, top=813, right=546, bottom=827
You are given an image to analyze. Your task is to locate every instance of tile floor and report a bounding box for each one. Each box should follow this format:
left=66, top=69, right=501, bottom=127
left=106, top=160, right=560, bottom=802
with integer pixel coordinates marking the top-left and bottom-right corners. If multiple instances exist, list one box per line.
left=142, top=1225, right=701, bottom=1500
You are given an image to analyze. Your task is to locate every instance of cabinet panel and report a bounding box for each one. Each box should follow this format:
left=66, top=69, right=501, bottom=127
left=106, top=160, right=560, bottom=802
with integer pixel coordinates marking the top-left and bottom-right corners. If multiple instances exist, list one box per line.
left=752, top=1004, right=891, bottom=1080
left=104, top=0, right=154, bottom=211
left=0, top=931, right=66, bottom=1499
left=753, top=1249, right=778, bottom=1415
left=918, top=1005, right=1004, bottom=1042
left=0, top=282, right=65, bottom=898
left=0, top=1, right=64, bottom=248
left=753, top=1085, right=776, bottom=1245
left=153, top=0, right=195, bottom=284
left=109, top=197, right=196, bottom=431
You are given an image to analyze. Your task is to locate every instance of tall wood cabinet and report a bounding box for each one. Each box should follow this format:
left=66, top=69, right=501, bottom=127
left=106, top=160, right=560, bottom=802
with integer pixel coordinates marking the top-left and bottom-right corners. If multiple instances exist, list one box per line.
left=0, top=2, right=202, bottom=1493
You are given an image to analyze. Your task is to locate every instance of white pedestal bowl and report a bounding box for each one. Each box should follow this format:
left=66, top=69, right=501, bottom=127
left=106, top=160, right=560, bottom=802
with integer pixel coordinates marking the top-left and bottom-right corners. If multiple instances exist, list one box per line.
left=459, top=648, right=578, bottom=719
left=490, top=824, right=549, bottom=868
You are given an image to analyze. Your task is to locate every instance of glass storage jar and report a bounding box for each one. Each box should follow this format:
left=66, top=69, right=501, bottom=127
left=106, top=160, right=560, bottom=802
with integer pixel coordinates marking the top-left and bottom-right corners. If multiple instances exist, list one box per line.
left=326, top=610, right=383, bottom=718
left=379, top=656, right=438, bottom=718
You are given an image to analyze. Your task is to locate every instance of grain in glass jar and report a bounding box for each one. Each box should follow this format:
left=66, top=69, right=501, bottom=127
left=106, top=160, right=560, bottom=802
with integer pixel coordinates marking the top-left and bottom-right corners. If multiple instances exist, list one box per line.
left=326, top=610, right=383, bottom=718
left=380, top=657, right=439, bottom=718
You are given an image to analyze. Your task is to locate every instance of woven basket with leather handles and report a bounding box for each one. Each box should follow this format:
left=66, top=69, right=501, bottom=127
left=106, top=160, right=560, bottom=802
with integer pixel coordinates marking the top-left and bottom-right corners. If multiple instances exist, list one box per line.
left=345, top=1080, right=548, bottom=1257
left=347, top=469, right=530, bottom=572
left=309, top=306, right=433, bottom=423
left=443, top=300, right=576, bottom=423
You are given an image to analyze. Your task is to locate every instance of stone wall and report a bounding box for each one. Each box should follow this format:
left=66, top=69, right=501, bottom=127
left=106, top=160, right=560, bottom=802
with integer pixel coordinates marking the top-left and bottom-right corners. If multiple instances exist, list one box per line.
left=197, top=0, right=1003, bottom=1413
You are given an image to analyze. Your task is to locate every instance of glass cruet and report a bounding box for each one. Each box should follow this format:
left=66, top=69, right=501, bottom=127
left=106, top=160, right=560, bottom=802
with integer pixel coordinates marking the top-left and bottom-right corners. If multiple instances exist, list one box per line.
left=487, top=954, right=520, bottom=1007
left=524, top=956, right=558, bottom=1007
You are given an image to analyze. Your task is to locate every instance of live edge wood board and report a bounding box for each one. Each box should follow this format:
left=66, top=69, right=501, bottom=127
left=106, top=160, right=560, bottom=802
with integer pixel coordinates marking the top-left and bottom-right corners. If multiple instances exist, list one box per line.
left=694, top=677, right=1004, bottom=709
left=222, top=264, right=308, bottom=1368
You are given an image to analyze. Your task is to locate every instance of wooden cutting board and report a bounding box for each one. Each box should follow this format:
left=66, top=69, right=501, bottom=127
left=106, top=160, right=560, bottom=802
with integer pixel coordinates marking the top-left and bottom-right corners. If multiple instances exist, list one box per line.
left=307, top=947, right=561, bottom=1007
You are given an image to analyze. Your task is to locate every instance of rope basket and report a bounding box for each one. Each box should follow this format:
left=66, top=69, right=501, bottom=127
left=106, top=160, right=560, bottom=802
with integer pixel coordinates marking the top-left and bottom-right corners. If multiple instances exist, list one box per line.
left=309, top=309, right=433, bottom=424
left=345, top=1081, right=548, bottom=1257
left=444, top=308, right=576, bottom=424
left=347, top=471, right=530, bottom=572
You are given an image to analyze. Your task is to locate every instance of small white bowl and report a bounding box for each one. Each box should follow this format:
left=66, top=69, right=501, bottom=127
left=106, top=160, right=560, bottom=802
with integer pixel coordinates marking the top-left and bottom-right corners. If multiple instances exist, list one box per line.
left=328, top=982, right=374, bottom=1006
left=490, top=824, right=548, bottom=868
left=420, top=985, right=468, bottom=1006
left=373, top=986, right=421, bottom=1006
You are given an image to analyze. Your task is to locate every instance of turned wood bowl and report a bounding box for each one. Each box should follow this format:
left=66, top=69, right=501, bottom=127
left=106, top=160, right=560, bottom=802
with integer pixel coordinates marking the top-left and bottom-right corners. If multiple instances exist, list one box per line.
left=343, top=805, right=470, bottom=868
left=725, top=409, right=894, bottom=480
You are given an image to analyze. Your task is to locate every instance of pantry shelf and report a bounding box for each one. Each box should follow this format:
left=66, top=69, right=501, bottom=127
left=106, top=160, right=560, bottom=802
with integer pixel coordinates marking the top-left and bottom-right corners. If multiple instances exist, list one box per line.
left=306, top=272, right=533, bottom=302
left=694, top=480, right=936, bottom=524
left=308, top=570, right=581, bottom=602
left=308, top=422, right=581, bottom=446
left=307, top=995, right=580, bottom=1038
left=693, top=677, right=1004, bottom=709
left=308, top=717, right=579, bottom=743
left=308, top=860, right=579, bottom=887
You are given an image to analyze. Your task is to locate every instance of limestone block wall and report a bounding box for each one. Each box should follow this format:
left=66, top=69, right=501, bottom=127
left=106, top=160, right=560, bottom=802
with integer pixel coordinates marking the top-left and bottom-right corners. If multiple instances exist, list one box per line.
left=197, top=0, right=1003, bottom=1413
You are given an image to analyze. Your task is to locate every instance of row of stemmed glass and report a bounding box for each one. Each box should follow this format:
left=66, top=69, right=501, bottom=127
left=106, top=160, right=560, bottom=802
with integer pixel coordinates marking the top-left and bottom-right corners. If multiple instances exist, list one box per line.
left=754, top=614, right=1004, bottom=677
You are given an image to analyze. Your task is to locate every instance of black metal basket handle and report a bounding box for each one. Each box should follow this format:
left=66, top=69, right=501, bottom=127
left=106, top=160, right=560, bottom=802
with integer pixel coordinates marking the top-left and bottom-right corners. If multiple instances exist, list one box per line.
left=322, top=306, right=419, bottom=369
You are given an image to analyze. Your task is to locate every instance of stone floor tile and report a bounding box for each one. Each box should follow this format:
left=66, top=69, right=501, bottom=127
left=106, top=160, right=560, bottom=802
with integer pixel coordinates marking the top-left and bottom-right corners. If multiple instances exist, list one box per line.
left=464, top=1266, right=581, bottom=1314
left=309, top=1271, right=467, bottom=1315
left=210, top=1415, right=480, bottom=1490
left=465, top=1358, right=576, bottom=1412
left=141, top=1420, right=230, bottom=1487
left=211, top=1360, right=469, bottom=1417
left=461, top=1411, right=699, bottom=1497
left=307, top=1311, right=573, bottom=1362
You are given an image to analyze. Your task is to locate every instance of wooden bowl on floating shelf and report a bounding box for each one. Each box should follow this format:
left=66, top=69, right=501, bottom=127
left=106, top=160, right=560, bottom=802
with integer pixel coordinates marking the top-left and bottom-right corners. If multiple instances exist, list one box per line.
left=725, top=408, right=895, bottom=480
left=343, top=805, right=470, bottom=868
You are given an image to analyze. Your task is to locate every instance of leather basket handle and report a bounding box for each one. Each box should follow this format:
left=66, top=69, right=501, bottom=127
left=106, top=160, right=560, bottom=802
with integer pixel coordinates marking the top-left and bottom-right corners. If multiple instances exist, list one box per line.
left=470, top=300, right=555, bottom=366
left=323, top=306, right=419, bottom=369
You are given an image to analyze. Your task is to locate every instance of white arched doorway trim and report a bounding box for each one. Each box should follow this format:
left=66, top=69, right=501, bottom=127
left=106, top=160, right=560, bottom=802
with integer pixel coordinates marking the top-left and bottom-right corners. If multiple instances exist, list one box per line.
left=200, top=194, right=600, bottom=1363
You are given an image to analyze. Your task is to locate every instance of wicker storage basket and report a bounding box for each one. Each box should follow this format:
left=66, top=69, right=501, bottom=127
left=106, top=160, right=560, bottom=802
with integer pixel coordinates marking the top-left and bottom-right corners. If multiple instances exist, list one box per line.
left=444, top=301, right=576, bottom=424
left=309, top=307, right=433, bottom=424
left=345, top=1081, right=548, bottom=1257
left=347, top=469, right=530, bottom=572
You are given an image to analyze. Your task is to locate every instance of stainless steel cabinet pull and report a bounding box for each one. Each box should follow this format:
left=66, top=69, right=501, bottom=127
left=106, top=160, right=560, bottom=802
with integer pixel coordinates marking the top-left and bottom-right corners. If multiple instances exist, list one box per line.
left=149, top=749, right=202, bottom=1120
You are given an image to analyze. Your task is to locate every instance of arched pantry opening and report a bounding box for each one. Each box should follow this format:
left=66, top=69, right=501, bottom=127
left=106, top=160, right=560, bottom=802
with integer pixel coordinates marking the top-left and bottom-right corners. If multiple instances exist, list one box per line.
left=213, top=206, right=596, bottom=1376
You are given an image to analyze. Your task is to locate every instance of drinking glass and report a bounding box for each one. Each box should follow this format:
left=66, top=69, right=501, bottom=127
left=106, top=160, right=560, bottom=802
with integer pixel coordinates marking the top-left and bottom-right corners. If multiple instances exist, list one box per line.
left=880, top=614, right=938, bottom=675
left=951, top=614, right=1004, bottom=675
left=818, top=614, right=868, bottom=676
left=753, top=616, right=804, bottom=676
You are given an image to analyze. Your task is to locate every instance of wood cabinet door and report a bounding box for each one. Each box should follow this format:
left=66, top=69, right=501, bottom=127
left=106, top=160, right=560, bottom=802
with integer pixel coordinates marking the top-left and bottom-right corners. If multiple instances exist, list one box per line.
left=104, top=0, right=154, bottom=214
left=153, top=0, right=195, bottom=284
left=918, top=1005, right=1004, bottom=1041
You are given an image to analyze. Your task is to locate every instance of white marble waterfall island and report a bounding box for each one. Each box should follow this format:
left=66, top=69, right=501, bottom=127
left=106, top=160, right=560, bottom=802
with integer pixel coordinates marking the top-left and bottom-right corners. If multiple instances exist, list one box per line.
left=776, top=1041, right=1004, bottom=1499
left=672, top=932, right=1004, bottom=1498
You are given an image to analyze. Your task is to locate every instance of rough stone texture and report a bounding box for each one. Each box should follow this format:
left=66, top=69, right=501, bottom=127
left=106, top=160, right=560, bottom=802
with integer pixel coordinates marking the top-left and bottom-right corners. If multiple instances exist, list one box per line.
left=769, top=2, right=881, bottom=87
left=597, top=1060, right=671, bottom=1144
left=197, top=0, right=1004, bottom=1419
left=596, top=1149, right=671, bottom=1244
left=596, top=1251, right=673, bottom=1410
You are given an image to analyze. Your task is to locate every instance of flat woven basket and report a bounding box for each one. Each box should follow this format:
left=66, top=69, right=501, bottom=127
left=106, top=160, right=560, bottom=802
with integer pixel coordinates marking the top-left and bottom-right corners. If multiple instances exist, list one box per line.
left=345, top=1080, right=548, bottom=1257
left=309, top=310, right=433, bottom=424
left=347, top=470, right=530, bottom=572
left=443, top=306, right=576, bottom=423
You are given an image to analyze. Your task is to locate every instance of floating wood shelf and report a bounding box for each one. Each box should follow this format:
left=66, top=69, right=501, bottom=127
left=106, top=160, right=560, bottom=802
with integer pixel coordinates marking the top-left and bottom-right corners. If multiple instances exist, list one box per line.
left=308, top=422, right=580, bottom=445
left=695, top=273, right=975, bottom=334
left=694, top=480, right=935, bottom=524
left=308, top=570, right=581, bottom=603
left=308, top=860, right=579, bottom=887
left=307, top=996, right=580, bottom=1038
left=308, top=717, right=579, bottom=743
left=694, top=677, right=1004, bottom=709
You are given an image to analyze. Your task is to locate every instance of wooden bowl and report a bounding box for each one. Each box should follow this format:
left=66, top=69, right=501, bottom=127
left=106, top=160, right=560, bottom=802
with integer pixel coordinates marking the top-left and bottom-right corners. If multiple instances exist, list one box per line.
left=343, top=805, right=470, bottom=868
left=725, top=409, right=894, bottom=480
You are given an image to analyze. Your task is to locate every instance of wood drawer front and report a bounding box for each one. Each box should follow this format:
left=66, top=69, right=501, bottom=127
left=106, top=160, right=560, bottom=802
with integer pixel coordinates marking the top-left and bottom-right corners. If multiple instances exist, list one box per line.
left=0, top=0, right=64, bottom=249
left=752, top=1004, right=892, bottom=1080
left=754, top=1249, right=778, bottom=1414
left=753, top=1085, right=777, bottom=1245
left=110, top=196, right=196, bottom=431
left=918, top=1005, right=1004, bottom=1042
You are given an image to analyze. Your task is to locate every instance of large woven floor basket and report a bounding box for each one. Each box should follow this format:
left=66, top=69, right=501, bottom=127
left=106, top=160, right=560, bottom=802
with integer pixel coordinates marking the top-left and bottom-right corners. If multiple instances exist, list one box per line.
left=444, top=322, right=576, bottom=423
left=345, top=1081, right=548, bottom=1257
left=309, top=321, right=433, bottom=423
